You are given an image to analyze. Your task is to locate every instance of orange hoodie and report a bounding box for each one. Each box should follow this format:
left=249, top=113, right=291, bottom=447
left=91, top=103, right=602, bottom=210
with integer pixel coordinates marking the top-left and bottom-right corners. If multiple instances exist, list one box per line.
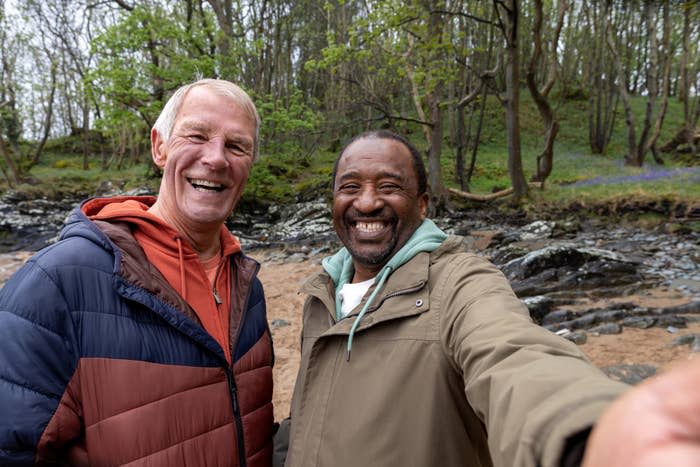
left=83, top=196, right=240, bottom=363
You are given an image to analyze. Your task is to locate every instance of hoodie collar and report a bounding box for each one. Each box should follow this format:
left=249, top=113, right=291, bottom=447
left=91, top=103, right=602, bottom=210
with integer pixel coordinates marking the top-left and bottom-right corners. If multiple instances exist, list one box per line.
left=321, top=218, right=447, bottom=360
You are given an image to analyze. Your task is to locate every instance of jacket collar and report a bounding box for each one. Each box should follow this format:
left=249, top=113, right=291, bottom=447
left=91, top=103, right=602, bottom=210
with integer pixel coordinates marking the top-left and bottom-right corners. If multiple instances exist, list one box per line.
left=302, top=235, right=466, bottom=325
left=301, top=244, right=433, bottom=335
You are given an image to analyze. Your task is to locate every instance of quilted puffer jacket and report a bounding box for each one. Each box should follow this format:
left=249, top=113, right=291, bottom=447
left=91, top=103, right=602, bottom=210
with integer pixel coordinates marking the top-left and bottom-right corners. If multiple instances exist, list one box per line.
left=0, top=202, right=274, bottom=466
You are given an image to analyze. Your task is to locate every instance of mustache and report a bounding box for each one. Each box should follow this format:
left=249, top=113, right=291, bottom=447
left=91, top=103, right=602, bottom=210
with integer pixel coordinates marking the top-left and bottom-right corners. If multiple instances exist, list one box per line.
left=343, top=208, right=395, bottom=223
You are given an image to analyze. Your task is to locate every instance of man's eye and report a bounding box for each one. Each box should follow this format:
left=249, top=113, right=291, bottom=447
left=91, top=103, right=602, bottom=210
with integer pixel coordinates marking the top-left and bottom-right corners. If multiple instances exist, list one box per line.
left=379, top=184, right=399, bottom=192
left=226, top=143, right=243, bottom=153
left=188, top=134, right=206, bottom=142
left=226, top=141, right=253, bottom=156
left=338, top=184, right=359, bottom=192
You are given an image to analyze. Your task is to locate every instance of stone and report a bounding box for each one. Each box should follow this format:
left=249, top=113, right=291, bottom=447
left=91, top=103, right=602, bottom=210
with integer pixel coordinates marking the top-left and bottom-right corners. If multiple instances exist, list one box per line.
left=589, top=323, right=622, bottom=335
left=668, top=333, right=699, bottom=347
left=564, top=330, right=587, bottom=345
left=519, top=221, right=556, bottom=241
left=270, top=319, right=291, bottom=329
left=621, top=316, right=656, bottom=329
left=692, top=336, right=700, bottom=353
left=541, top=309, right=576, bottom=326
left=522, top=295, right=555, bottom=323
left=601, top=364, right=657, bottom=385
left=656, top=315, right=687, bottom=329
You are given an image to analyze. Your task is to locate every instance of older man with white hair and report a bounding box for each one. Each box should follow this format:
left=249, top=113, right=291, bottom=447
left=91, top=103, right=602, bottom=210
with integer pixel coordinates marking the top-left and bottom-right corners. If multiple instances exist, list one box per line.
left=0, top=79, right=274, bottom=467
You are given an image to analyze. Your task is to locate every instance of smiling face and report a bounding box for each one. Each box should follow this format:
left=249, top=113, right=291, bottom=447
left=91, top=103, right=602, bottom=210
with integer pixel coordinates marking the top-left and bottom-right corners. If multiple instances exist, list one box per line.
left=150, top=86, right=257, bottom=239
left=332, top=136, right=428, bottom=282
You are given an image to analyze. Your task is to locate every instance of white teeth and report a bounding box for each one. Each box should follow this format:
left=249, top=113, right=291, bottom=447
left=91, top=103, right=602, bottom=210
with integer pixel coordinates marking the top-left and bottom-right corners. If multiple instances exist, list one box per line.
left=189, top=179, right=223, bottom=191
left=356, top=222, right=384, bottom=233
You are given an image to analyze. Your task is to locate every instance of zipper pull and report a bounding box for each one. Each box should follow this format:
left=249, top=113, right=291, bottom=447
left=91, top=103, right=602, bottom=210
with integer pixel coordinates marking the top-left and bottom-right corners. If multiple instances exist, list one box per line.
left=213, top=288, right=222, bottom=305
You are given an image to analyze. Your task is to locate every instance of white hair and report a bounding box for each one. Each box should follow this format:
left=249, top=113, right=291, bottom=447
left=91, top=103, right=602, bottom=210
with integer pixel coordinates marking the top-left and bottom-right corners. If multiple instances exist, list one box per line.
left=152, top=78, right=261, bottom=159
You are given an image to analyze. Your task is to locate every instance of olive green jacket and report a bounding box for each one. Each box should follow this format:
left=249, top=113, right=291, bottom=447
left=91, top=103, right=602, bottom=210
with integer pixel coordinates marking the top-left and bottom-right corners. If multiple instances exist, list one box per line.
left=286, top=236, right=627, bottom=467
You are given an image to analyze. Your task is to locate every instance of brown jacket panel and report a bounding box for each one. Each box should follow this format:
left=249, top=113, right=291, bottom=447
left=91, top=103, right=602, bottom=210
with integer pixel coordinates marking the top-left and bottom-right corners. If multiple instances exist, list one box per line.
left=287, top=236, right=628, bottom=467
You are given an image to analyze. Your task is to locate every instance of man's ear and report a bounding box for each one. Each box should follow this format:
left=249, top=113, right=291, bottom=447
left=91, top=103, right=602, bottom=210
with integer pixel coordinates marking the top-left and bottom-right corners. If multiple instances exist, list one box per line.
left=419, top=192, right=429, bottom=219
left=151, top=128, right=167, bottom=168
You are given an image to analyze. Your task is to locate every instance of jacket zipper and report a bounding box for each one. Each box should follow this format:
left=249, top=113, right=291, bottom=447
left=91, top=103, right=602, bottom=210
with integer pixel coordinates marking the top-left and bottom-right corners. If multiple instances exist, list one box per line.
left=226, top=369, right=246, bottom=467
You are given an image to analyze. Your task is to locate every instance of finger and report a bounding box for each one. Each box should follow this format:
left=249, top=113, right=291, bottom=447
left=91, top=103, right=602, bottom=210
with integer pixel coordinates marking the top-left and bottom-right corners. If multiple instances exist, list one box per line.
left=648, top=357, right=700, bottom=435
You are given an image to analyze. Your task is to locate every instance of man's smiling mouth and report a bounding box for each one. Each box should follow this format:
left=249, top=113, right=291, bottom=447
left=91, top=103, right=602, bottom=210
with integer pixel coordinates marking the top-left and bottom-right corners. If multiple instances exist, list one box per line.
left=354, top=221, right=387, bottom=233
left=188, top=178, right=225, bottom=192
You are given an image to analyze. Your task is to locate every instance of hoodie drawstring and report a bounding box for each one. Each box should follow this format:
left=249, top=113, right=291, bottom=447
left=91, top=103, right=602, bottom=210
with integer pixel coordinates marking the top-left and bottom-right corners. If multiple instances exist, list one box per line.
left=323, top=219, right=448, bottom=362
left=346, top=266, right=392, bottom=361
left=175, top=236, right=187, bottom=301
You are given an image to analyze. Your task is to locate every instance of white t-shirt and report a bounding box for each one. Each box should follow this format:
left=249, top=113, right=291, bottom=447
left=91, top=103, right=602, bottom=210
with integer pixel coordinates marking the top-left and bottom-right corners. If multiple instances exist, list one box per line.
left=338, top=278, right=375, bottom=318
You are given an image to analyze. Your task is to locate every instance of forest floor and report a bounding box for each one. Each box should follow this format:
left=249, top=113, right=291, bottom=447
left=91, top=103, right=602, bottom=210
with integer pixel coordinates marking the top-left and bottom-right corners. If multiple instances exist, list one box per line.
left=253, top=249, right=700, bottom=422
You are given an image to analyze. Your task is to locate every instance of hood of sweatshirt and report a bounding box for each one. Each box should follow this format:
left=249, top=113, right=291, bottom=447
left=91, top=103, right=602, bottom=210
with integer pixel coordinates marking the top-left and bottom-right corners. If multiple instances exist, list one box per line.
left=322, top=218, right=447, bottom=360
left=82, top=196, right=241, bottom=294
left=82, top=196, right=241, bottom=362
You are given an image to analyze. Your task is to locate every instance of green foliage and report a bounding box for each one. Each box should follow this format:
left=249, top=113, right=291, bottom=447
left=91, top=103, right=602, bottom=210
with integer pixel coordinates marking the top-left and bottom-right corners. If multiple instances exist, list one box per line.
left=88, top=4, right=216, bottom=138
left=3, top=76, right=698, bottom=216
left=256, top=90, right=324, bottom=156
left=242, top=146, right=337, bottom=204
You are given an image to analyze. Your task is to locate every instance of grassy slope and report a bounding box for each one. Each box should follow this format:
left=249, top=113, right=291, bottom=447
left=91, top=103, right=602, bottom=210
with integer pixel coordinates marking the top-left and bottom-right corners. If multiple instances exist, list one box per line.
left=3, top=94, right=698, bottom=219
left=442, top=93, right=699, bottom=202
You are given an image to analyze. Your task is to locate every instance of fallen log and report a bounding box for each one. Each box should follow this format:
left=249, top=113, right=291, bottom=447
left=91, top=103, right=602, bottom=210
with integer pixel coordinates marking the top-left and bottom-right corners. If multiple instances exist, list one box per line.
left=448, top=182, right=544, bottom=202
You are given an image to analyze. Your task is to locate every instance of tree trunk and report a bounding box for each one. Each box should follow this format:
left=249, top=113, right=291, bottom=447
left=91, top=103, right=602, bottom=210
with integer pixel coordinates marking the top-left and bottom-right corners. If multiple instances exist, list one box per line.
left=206, top=0, right=239, bottom=79
left=424, top=0, right=446, bottom=209
left=31, top=62, right=58, bottom=166
left=679, top=1, right=697, bottom=157
left=527, top=0, right=566, bottom=183
left=0, top=132, right=21, bottom=186
left=606, top=12, right=639, bottom=166
left=634, top=0, right=658, bottom=166
left=496, top=0, right=528, bottom=199
left=82, top=99, right=90, bottom=170
left=587, top=1, right=604, bottom=153
left=645, top=2, right=671, bottom=165
left=467, top=84, right=489, bottom=187
left=405, top=35, right=432, bottom=149
left=455, top=103, right=466, bottom=190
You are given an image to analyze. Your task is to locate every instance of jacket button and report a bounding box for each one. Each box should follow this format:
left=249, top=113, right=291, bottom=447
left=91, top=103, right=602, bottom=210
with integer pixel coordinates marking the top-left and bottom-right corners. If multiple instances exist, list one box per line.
left=415, top=299, right=423, bottom=307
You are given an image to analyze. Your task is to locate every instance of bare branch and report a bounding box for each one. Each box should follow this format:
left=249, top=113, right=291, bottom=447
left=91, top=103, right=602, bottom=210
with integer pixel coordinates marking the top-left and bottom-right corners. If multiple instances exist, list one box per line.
left=456, top=84, right=483, bottom=109
left=448, top=182, right=542, bottom=202
left=448, top=186, right=515, bottom=202
left=429, top=10, right=496, bottom=26
left=111, top=0, right=134, bottom=11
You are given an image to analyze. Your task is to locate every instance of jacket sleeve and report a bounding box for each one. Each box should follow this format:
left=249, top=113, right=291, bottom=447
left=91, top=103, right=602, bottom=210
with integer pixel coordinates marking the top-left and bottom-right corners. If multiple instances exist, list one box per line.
left=0, top=258, right=81, bottom=465
left=438, top=254, right=628, bottom=467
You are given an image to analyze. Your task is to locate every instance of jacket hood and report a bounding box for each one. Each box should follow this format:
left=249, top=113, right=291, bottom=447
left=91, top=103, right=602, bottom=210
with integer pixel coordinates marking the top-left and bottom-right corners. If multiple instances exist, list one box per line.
left=59, top=198, right=159, bottom=254
left=322, top=218, right=447, bottom=359
left=78, top=196, right=240, bottom=302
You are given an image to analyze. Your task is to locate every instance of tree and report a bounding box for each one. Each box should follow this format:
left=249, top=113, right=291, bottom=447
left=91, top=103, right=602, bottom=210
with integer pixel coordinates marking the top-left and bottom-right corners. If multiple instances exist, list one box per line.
left=607, top=1, right=671, bottom=167
left=307, top=0, right=459, bottom=207
left=453, top=5, right=497, bottom=192
left=494, top=0, right=528, bottom=199
left=88, top=2, right=216, bottom=164
left=205, top=0, right=244, bottom=80
left=584, top=0, right=618, bottom=155
left=526, top=0, right=568, bottom=183
left=0, top=1, right=24, bottom=184
left=664, top=0, right=700, bottom=157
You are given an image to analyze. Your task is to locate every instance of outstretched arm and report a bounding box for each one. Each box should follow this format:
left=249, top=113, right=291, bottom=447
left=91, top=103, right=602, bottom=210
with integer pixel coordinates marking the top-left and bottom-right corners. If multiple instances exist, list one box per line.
left=582, top=357, right=700, bottom=467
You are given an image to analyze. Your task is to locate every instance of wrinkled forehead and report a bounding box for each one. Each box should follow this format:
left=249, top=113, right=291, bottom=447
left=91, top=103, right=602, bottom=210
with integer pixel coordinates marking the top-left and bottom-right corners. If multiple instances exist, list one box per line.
left=336, top=137, right=415, bottom=178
